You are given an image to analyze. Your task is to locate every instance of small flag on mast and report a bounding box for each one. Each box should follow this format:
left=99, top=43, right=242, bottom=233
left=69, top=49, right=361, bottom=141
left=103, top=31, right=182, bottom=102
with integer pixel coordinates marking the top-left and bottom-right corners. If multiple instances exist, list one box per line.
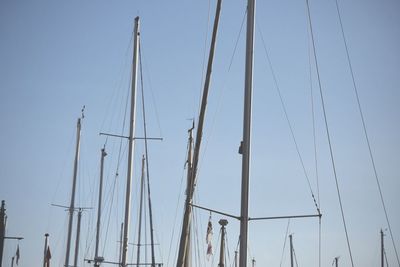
left=206, top=214, right=213, bottom=260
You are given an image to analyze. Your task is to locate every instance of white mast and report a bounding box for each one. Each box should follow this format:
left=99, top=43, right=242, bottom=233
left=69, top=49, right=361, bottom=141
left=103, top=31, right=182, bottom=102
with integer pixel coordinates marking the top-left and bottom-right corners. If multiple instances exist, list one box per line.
left=239, top=0, right=255, bottom=266
left=121, top=16, right=140, bottom=267
left=65, top=117, right=82, bottom=267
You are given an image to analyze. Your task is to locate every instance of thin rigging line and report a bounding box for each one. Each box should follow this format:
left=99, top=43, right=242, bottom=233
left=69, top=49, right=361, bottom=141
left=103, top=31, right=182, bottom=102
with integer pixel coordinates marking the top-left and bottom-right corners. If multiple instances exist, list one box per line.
left=196, top=8, right=246, bottom=181
left=279, top=219, right=290, bottom=267
left=140, top=46, right=163, bottom=138
left=166, top=150, right=188, bottom=266
left=304, top=1, right=322, bottom=265
left=257, top=21, right=320, bottom=215
left=305, top=0, right=355, bottom=266
left=333, top=0, right=400, bottom=265
left=139, top=42, right=157, bottom=267
left=197, top=0, right=212, bottom=117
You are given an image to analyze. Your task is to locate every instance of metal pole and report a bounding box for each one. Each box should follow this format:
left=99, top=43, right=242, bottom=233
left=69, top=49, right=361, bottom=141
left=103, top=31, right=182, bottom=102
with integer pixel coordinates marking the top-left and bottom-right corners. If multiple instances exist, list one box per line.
left=239, top=0, right=255, bottom=266
left=121, top=16, right=140, bottom=267
left=177, top=125, right=194, bottom=267
left=136, top=156, right=146, bottom=266
left=74, top=209, right=82, bottom=267
left=289, top=234, right=294, bottom=267
left=234, top=251, right=238, bottom=267
left=218, top=219, right=228, bottom=267
left=185, top=125, right=194, bottom=267
left=334, top=257, right=339, bottom=267
left=43, top=233, right=49, bottom=267
left=381, top=229, right=384, bottom=267
left=94, top=148, right=107, bottom=266
left=177, top=0, right=222, bottom=264
left=119, top=223, right=124, bottom=265
left=0, top=200, right=5, bottom=267
left=184, top=228, right=191, bottom=267
left=65, top=118, right=82, bottom=267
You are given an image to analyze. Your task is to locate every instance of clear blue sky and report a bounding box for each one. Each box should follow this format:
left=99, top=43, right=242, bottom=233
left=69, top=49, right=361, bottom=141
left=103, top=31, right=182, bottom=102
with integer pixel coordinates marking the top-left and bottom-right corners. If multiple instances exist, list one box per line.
left=1, top=0, right=399, bottom=266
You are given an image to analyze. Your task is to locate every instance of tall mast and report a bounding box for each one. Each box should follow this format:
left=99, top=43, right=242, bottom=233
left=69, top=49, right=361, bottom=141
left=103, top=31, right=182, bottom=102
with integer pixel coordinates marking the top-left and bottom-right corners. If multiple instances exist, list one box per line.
left=119, top=223, right=124, bottom=265
left=333, top=257, right=339, bottom=267
left=177, top=124, right=194, bottom=267
left=121, top=16, right=140, bottom=267
left=94, top=148, right=107, bottom=266
left=239, top=0, right=255, bottom=266
left=381, top=229, right=384, bottom=267
left=218, top=219, right=228, bottom=267
left=176, top=0, right=222, bottom=264
left=136, top=156, right=146, bottom=266
left=43, top=233, right=49, bottom=267
left=65, top=117, right=82, bottom=267
left=74, top=209, right=83, bottom=267
left=289, top=234, right=294, bottom=267
left=234, top=251, right=238, bottom=267
left=0, top=201, right=5, bottom=267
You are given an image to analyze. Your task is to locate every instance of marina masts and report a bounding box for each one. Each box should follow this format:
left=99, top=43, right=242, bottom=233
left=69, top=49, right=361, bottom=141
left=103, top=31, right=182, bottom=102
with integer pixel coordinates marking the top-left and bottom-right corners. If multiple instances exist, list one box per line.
left=239, top=0, right=255, bottom=266
left=121, top=16, right=140, bottom=267
left=65, top=117, right=82, bottom=267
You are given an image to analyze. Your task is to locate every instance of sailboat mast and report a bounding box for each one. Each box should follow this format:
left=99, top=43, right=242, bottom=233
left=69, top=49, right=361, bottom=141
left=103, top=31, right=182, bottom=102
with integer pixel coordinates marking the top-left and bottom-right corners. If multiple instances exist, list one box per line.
left=43, top=233, right=49, bottom=267
left=121, top=16, right=140, bottom=267
left=94, top=148, right=107, bottom=266
left=65, top=117, right=82, bottom=267
left=74, top=209, right=83, bottom=267
left=239, top=0, right=255, bottom=266
left=0, top=201, right=5, bottom=267
left=136, top=156, right=146, bottom=266
left=381, top=229, right=384, bottom=267
left=177, top=124, right=194, bottom=267
left=218, top=219, right=228, bottom=267
left=176, top=0, right=222, bottom=264
left=289, top=234, right=294, bottom=267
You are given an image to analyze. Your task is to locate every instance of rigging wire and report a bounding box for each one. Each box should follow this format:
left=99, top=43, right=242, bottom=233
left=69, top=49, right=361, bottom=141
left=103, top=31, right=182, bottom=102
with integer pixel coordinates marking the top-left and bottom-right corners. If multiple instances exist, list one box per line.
left=197, top=0, right=213, bottom=117
left=256, top=20, right=320, bottom=215
left=333, top=0, right=400, bottom=265
left=140, top=46, right=163, bottom=138
left=305, top=0, right=355, bottom=265
left=196, top=7, right=246, bottom=182
left=225, top=228, right=232, bottom=266
left=304, top=1, right=322, bottom=264
left=101, top=60, right=132, bottom=254
left=166, top=153, right=188, bottom=266
left=293, top=246, right=300, bottom=267
left=139, top=40, right=157, bottom=266
left=279, top=219, right=291, bottom=267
